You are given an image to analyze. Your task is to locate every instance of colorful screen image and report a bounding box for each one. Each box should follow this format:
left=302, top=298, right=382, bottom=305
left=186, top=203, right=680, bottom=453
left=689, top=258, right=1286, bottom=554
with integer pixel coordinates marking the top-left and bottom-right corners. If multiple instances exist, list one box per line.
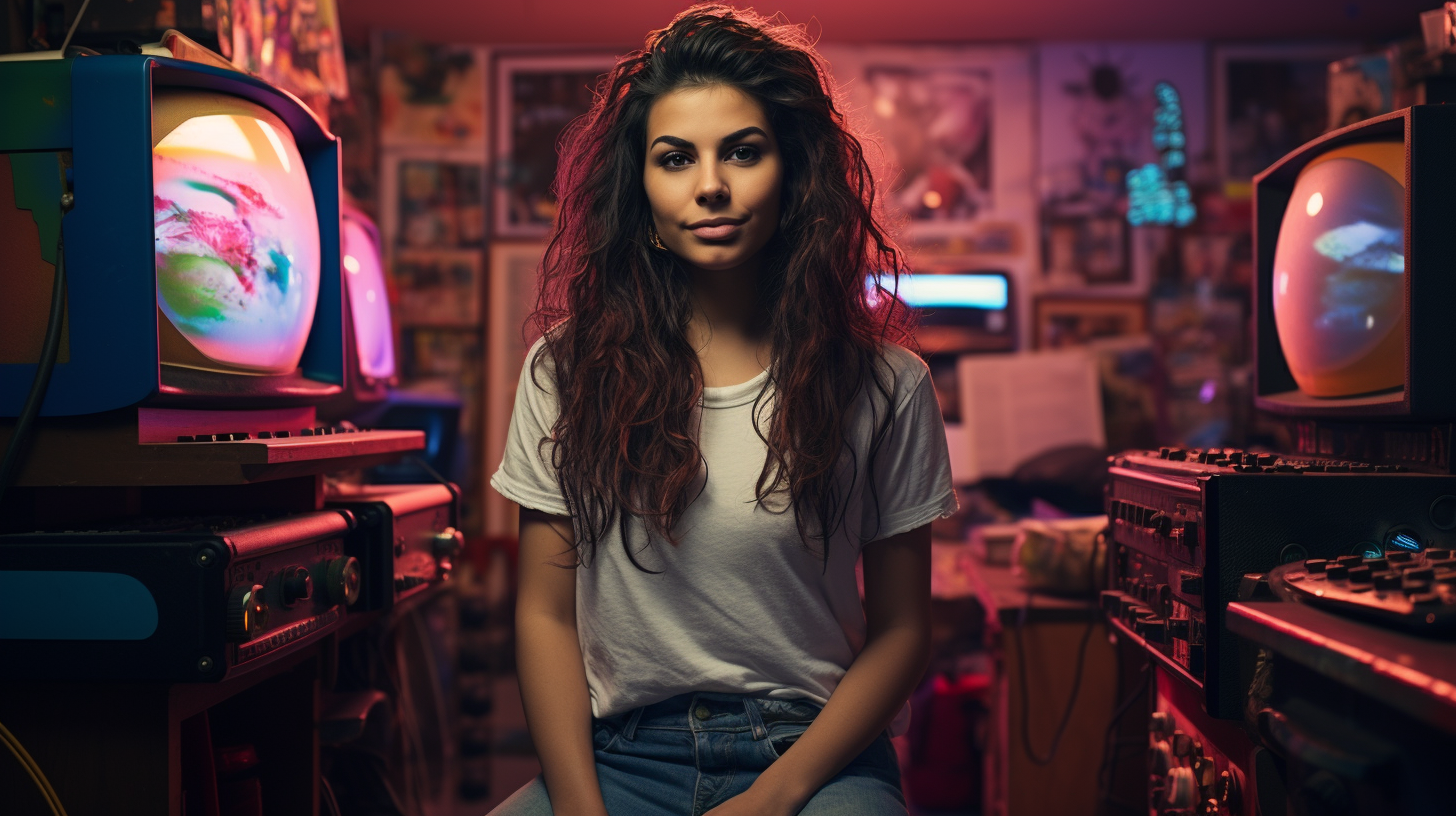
left=153, top=111, right=320, bottom=373
left=341, top=213, right=396, bottom=381
left=1272, top=142, right=1405, bottom=398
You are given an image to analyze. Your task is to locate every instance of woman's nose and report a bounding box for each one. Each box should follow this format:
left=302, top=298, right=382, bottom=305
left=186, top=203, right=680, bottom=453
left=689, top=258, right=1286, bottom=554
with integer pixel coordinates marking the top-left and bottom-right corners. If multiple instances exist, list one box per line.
left=695, top=167, right=728, bottom=204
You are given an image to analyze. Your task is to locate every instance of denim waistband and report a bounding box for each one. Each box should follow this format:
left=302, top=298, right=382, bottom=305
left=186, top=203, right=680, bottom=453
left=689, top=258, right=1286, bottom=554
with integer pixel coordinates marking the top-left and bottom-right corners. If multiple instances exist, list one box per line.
left=605, top=692, right=824, bottom=742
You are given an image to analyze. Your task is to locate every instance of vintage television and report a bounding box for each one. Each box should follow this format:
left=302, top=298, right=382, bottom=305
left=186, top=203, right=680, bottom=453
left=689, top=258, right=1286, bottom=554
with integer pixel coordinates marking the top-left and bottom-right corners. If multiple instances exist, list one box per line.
left=0, top=53, right=343, bottom=414
left=318, top=203, right=397, bottom=422
left=1252, top=105, right=1456, bottom=419
left=867, top=271, right=1014, bottom=354
left=0, top=53, right=421, bottom=487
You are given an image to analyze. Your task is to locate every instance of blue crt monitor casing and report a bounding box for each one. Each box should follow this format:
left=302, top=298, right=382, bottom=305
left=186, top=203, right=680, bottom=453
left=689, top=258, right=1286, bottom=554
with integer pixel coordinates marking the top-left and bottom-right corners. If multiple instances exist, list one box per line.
left=0, top=54, right=344, bottom=417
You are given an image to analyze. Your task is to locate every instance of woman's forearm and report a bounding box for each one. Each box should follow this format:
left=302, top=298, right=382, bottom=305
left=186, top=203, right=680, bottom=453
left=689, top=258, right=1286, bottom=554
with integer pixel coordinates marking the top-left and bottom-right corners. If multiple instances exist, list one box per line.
left=516, top=609, right=609, bottom=816
left=752, top=620, right=930, bottom=808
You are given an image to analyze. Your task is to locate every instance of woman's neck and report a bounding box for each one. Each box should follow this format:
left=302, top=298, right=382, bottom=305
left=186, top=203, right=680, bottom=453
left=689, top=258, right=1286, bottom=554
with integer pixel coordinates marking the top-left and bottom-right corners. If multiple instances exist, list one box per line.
left=684, top=256, right=773, bottom=387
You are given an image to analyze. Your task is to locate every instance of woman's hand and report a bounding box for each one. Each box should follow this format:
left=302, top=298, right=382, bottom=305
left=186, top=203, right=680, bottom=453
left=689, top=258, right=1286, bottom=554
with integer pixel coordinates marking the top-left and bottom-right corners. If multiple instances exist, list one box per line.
left=702, top=782, right=798, bottom=816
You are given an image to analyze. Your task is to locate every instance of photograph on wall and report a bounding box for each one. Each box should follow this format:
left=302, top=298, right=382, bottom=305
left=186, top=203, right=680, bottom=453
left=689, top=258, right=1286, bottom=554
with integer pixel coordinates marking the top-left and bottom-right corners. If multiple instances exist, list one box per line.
left=495, top=54, right=618, bottom=237
left=484, top=242, right=547, bottom=536
left=1043, top=215, right=1130, bottom=289
left=394, top=159, right=486, bottom=248
left=1038, top=42, right=1207, bottom=293
left=1328, top=47, right=1405, bottom=130
left=217, top=0, right=348, bottom=104
left=375, top=33, right=487, bottom=149
left=1034, top=296, right=1147, bottom=349
left=819, top=45, right=1036, bottom=252
left=1215, top=43, right=1355, bottom=193
left=392, top=249, right=482, bottom=326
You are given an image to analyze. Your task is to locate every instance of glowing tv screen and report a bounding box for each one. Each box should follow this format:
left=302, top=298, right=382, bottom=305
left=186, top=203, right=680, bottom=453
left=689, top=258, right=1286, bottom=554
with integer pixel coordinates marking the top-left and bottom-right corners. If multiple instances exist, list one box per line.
left=341, top=211, right=396, bottom=382
left=153, top=96, right=320, bottom=374
left=1270, top=142, right=1405, bottom=399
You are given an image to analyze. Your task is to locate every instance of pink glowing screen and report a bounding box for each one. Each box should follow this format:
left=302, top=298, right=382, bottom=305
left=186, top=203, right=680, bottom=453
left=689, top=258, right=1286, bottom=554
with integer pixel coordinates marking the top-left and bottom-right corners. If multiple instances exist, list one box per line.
left=153, top=112, right=320, bottom=373
left=341, top=213, right=397, bottom=381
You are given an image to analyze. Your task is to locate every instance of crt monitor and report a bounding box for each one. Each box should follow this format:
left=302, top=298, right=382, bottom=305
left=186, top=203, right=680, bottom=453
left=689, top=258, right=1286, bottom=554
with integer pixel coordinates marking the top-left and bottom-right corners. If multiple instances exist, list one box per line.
left=318, top=203, right=396, bottom=422
left=0, top=53, right=344, bottom=418
left=866, top=271, right=1014, bottom=354
left=1253, top=105, right=1456, bottom=419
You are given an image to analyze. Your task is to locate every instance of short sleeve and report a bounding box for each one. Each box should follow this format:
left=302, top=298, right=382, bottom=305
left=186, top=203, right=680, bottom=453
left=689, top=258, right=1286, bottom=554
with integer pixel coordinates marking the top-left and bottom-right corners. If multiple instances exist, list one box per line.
left=489, top=339, right=571, bottom=516
left=860, top=365, right=958, bottom=544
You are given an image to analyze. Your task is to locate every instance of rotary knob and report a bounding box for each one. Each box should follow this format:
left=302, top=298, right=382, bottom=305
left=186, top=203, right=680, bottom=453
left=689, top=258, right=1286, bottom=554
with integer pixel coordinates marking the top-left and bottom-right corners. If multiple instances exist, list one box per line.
left=1149, top=711, right=1175, bottom=736
left=1149, top=740, right=1174, bottom=774
left=434, top=527, right=464, bottom=578
left=326, top=556, right=362, bottom=606
left=281, top=565, right=313, bottom=608
left=227, top=584, right=268, bottom=641
left=1217, top=768, right=1244, bottom=814
left=1165, top=766, right=1197, bottom=809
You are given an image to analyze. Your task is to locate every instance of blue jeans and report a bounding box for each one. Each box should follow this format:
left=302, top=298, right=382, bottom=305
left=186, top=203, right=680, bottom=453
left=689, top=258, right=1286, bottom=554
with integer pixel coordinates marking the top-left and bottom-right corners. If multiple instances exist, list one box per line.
left=487, top=692, right=906, bottom=816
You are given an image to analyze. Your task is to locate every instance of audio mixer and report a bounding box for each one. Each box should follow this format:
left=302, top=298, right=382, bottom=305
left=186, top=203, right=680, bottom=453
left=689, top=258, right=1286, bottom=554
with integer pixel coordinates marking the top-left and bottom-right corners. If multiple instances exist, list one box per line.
left=1102, top=447, right=1456, bottom=718
left=0, top=510, right=363, bottom=681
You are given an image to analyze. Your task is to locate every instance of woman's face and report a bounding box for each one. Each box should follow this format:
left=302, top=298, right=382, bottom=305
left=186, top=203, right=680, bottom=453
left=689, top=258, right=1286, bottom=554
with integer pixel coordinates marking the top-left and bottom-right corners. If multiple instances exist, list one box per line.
left=643, top=84, right=783, bottom=274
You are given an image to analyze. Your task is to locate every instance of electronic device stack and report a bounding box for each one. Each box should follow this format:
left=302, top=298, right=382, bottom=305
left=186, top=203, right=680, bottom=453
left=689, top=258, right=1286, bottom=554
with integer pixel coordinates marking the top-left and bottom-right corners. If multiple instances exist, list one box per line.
left=0, top=34, right=461, bottom=816
left=1101, top=99, right=1456, bottom=816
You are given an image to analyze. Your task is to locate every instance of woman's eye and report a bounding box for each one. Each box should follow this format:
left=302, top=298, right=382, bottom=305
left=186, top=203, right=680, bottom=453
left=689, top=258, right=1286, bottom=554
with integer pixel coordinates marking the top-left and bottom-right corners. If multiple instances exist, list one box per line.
left=728, top=146, right=758, bottom=162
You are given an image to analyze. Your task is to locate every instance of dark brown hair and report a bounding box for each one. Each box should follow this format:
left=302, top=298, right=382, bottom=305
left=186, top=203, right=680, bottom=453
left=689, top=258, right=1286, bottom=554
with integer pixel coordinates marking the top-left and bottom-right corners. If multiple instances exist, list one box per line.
left=531, top=3, right=915, bottom=569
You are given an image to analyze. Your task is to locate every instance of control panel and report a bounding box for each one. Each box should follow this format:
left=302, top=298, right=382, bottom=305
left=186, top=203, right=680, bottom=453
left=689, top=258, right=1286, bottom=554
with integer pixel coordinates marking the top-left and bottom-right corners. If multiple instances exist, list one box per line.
left=1104, top=447, right=1456, bottom=718
left=326, top=482, right=460, bottom=610
left=0, top=510, right=360, bottom=681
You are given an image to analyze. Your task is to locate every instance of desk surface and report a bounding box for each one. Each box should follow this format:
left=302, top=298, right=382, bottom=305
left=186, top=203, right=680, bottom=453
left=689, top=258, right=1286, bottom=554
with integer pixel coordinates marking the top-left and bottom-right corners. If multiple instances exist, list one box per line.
left=1229, top=600, right=1456, bottom=734
left=933, top=540, right=1100, bottom=626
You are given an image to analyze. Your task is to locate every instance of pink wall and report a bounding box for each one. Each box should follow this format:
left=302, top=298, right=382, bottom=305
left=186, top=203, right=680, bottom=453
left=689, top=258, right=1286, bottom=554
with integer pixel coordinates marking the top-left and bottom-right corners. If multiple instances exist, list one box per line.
left=341, top=0, right=1431, bottom=46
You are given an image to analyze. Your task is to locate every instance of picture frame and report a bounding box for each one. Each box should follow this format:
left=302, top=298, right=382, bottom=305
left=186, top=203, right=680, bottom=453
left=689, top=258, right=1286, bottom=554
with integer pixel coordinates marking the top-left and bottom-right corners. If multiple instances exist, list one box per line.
left=1214, top=42, right=1356, bottom=196
left=391, top=248, right=483, bottom=327
left=494, top=52, right=619, bottom=238
left=383, top=155, right=488, bottom=250
left=483, top=241, right=547, bottom=536
left=374, top=32, right=488, bottom=150
left=1034, top=296, right=1147, bottom=349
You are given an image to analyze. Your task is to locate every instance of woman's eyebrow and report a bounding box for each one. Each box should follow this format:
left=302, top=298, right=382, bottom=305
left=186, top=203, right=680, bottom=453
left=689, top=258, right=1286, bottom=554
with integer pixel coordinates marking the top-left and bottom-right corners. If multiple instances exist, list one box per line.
left=648, top=126, right=768, bottom=151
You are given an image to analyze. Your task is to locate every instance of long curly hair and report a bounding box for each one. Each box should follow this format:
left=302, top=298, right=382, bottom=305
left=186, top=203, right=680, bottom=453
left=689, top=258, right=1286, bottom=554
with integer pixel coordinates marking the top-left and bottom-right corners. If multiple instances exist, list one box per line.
left=531, top=3, right=915, bottom=570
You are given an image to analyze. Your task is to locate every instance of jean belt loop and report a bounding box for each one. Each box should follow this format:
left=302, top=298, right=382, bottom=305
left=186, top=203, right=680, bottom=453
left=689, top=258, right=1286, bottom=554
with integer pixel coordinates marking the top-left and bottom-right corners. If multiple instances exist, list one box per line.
left=621, top=706, right=645, bottom=741
left=742, top=697, right=768, bottom=741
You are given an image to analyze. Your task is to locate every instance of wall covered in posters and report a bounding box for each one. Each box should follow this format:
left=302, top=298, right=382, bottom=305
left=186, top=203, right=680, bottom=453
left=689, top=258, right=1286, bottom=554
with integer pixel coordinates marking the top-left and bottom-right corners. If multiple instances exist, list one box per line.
left=818, top=44, right=1038, bottom=347
left=1037, top=41, right=1207, bottom=293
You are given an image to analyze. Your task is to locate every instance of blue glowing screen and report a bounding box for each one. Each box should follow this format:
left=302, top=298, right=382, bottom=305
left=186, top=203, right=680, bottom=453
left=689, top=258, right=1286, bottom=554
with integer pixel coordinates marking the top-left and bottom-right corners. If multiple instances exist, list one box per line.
left=865, top=273, right=1009, bottom=310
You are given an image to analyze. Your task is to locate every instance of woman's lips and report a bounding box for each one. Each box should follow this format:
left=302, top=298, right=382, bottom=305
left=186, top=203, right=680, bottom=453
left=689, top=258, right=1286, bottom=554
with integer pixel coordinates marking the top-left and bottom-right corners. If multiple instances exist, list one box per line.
left=689, top=222, right=742, bottom=240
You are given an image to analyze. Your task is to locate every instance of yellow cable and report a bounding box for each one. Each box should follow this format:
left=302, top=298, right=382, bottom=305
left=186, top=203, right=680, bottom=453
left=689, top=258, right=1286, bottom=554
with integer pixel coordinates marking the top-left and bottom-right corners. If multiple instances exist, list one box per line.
left=0, top=719, right=67, bottom=816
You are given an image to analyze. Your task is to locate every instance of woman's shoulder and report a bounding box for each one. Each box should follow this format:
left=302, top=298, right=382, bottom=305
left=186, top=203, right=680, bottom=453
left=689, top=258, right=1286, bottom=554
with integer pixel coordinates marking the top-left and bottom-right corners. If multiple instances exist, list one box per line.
left=873, top=341, right=930, bottom=388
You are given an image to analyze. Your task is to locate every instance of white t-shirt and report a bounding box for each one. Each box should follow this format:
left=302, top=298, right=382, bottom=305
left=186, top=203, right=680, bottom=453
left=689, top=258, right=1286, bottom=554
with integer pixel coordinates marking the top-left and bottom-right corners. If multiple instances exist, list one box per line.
left=490, top=337, right=957, bottom=735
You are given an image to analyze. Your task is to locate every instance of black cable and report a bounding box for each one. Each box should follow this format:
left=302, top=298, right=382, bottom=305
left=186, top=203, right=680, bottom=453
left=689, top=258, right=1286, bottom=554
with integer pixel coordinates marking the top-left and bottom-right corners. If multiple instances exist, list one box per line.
left=404, top=454, right=461, bottom=529
left=0, top=192, right=72, bottom=509
left=1013, top=525, right=1105, bottom=766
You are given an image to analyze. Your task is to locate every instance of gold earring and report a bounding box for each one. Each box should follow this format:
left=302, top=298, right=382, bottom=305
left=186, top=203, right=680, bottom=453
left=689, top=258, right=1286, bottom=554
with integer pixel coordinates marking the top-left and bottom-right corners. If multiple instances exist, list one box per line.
left=649, top=226, right=668, bottom=251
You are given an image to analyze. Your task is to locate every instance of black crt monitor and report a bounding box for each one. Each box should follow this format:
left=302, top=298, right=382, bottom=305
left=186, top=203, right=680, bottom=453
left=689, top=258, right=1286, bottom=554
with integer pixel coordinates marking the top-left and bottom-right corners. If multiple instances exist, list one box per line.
left=1252, top=105, right=1456, bottom=419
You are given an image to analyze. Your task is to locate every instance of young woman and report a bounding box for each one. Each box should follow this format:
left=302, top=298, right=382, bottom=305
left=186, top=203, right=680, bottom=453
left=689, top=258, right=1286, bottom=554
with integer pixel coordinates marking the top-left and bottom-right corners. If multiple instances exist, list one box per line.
left=489, top=6, right=956, bottom=815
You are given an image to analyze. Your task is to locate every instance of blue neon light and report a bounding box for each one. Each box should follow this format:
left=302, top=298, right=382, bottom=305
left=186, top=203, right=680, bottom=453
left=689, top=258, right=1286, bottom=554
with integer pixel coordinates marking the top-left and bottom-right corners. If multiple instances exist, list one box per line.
left=1126, top=81, right=1197, bottom=228
left=1391, top=533, right=1421, bottom=551
left=865, top=274, right=1008, bottom=309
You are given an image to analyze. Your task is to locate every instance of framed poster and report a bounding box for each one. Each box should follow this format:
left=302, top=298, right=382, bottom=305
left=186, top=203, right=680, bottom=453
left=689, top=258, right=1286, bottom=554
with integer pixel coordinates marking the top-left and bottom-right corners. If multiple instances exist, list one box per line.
left=494, top=53, right=619, bottom=238
left=483, top=242, right=547, bottom=536
left=1214, top=43, right=1356, bottom=195
left=375, top=33, right=488, bottom=150
left=391, top=249, right=482, bottom=326
left=1034, top=296, right=1147, bottom=349
left=387, top=157, right=487, bottom=249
